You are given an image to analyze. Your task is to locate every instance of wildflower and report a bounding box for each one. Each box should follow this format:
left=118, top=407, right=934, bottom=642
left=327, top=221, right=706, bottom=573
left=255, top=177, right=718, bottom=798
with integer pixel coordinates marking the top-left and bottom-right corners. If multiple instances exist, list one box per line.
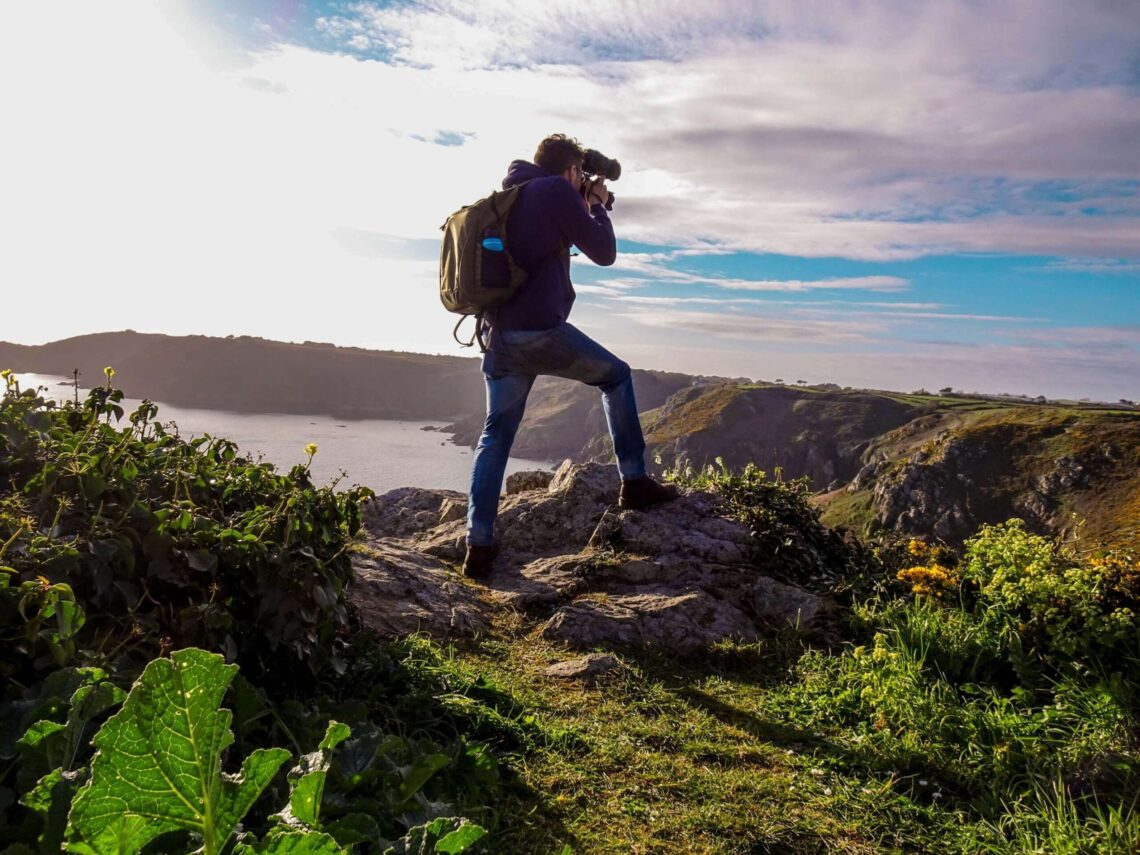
left=932, top=791, right=943, bottom=800
left=823, top=787, right=833, bottom=796
left=103, top=366, right=115, bottom=380
left=304, top=443, right=319, bottom=457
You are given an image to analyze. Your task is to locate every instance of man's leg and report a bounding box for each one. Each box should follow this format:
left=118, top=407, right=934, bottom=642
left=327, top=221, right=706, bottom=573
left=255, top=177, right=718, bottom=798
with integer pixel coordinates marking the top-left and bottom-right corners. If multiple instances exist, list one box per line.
left=466, top=372, right=535, bottom=547
left=538, top=323, right=647, bottom=480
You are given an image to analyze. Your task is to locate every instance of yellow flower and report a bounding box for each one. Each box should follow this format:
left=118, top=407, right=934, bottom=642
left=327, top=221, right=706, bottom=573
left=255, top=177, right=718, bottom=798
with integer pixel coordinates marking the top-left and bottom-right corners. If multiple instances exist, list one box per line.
left=103, top=366, right=115, bottom=379
left=0, top=369, right=12, bottom=379
left=304, top=443, right=318, bottom=457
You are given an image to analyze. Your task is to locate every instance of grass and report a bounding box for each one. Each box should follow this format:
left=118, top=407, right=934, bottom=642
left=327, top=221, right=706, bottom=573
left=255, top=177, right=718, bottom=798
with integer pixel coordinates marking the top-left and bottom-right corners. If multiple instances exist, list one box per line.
left=429, top=616, right=967, bottom=854
left=817, top=488, right=877, bottom=536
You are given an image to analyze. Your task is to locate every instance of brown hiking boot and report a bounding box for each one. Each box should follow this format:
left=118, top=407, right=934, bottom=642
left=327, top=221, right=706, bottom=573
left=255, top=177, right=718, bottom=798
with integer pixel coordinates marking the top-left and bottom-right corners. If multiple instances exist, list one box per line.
left=462, top=543, right=498, bottom=579
left=618, top=476, right=680, bottom=511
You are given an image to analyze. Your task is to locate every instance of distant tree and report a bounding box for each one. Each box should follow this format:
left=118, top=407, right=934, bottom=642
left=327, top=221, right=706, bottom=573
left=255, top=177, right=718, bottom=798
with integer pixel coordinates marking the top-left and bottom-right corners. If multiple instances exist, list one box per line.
left=938, top=387, right=954, bottom=396
left=774, top=378, right=784, bottom=384
left=1121, top=399, right=1136, bottom=407
left=1033, top=395, right=1047, bottom=404
left=796, top=379, right=807, bottom=386
left=913, top=388, right=929, bottom=395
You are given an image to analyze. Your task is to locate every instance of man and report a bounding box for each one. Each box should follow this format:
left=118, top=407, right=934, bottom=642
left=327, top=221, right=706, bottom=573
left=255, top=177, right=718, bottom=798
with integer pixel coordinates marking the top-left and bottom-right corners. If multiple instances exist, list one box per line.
left=464, top=134, right=677, bottom=578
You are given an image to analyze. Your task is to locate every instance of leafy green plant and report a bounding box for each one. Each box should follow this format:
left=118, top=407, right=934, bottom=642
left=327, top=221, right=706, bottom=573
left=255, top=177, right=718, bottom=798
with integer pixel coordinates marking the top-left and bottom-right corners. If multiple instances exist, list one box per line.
left=65, top=647, right=292, bottom=854
left=0, top=379, right=372, bottom=679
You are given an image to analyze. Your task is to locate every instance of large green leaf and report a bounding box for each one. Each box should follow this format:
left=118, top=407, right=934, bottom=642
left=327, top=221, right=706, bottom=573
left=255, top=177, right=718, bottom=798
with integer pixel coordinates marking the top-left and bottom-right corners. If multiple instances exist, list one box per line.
left=276, top=720, right=352, bottom=830
left=234, top=829, right=345, bottom=854
left=385, top=817, right=486, bottom=855
left=65, top=648, right=290, bottom=855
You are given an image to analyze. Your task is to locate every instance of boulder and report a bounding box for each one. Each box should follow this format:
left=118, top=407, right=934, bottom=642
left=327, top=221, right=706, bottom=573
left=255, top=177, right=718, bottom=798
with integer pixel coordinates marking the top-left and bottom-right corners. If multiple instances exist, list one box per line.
left=350, top=539, right=491, bottom=639
left=350, top=461, right=830, bottom=655
left=506, top=469, right=555, bottom=494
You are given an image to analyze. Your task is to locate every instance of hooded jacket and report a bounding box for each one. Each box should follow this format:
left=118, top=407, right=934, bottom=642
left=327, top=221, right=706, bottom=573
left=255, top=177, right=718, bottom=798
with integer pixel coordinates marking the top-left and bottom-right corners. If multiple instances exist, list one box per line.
left=488, top=160, right=616, bottom=335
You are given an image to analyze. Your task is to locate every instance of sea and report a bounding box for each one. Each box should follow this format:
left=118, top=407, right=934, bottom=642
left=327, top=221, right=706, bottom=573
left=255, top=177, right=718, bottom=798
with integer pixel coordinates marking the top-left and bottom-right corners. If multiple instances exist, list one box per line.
left=10, top=373, right=552, bottom=495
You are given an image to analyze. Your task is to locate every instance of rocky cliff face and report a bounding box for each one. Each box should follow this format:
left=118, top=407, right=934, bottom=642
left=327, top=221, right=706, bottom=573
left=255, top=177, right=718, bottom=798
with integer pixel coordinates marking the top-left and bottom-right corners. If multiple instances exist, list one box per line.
left=348, top=461, right=832, bottom=653
left=830, top=408, right=1140, bottom=549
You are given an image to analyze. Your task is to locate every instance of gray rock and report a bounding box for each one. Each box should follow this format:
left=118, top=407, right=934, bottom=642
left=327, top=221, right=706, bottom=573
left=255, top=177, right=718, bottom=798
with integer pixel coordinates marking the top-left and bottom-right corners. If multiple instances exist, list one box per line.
left=348, top=461, right=829, bottom=654
left=506, top=469, right=555, bottom=494
left=541, top=589, right=762, bottom=651
left=438, top=497, right=467, bottom=524
left=544, top=653, right=624, bottom=682
left=350, top=539, right=491, bottom=639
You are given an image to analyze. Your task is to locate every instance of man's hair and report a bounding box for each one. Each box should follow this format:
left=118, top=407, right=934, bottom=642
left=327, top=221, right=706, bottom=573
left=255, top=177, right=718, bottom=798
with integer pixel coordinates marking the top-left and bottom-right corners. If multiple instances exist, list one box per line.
left=533, top=134, right=584, bottom=175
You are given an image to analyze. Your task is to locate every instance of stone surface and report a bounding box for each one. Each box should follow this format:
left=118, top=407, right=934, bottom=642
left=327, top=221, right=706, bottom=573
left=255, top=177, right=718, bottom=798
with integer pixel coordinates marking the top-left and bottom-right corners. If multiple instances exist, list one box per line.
left=438, top=497, right=467, bottom=524
left=349, top=461, right=830, bottom=655
left=350, top=539, right=491, bottom=639
left=506, top=469, right=555, bottom=494
left=544, top=653, right=624, bottom=682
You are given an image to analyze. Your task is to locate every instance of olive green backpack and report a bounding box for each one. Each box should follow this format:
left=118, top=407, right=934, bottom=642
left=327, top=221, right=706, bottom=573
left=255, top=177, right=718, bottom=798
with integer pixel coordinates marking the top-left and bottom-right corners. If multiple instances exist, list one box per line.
left=439, top=182, right=532, bottom=350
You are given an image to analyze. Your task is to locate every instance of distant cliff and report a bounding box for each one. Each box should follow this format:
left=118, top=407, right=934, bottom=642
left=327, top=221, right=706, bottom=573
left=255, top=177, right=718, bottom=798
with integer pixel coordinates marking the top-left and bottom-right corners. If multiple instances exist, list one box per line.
left=0, top=331, right=484, bottom=420
left=619, top=385, right=1140, bottom=552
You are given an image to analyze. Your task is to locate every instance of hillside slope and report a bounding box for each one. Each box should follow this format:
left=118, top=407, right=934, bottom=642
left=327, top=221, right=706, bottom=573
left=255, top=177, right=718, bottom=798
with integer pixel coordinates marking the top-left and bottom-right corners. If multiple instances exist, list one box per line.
left=581, top=383, right=1140, bottom=551
left=0, top=331, right=484, bottom=419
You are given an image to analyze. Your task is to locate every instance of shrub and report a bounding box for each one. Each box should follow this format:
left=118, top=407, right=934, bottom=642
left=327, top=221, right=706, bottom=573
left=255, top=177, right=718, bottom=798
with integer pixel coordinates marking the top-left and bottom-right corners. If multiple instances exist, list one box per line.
left=0, top=379, right=372, bottom=679
left=962, top=521, right=1139, bottom=665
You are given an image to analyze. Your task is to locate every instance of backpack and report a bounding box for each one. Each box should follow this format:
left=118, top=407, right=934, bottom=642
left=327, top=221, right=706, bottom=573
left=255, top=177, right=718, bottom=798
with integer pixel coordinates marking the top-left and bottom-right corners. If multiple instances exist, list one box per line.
left=439, top=182, right=531, bottom=350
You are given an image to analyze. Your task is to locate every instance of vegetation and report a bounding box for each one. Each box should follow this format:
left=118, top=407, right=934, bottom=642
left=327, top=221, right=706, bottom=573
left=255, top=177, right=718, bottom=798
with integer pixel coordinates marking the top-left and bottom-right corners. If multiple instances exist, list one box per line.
left=0, top=374, right=496, bottom=853
left=3, top=373, right=1137, bottom=852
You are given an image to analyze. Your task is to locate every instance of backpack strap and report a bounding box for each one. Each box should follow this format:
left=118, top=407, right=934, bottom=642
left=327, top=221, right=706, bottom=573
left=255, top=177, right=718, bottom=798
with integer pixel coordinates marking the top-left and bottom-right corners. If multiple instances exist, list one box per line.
left=452, top=312, right=489, bottom=353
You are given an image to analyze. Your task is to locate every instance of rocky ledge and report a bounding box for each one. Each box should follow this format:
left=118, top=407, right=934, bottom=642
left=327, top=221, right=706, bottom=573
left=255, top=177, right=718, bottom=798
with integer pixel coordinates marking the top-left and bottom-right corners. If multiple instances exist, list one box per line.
left=348, top=461, right=832, bottom=655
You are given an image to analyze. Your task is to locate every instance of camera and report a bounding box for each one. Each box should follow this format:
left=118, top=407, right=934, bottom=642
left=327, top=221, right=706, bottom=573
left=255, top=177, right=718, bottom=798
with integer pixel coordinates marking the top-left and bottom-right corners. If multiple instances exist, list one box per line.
left=580, top=148, right=620, bottom=211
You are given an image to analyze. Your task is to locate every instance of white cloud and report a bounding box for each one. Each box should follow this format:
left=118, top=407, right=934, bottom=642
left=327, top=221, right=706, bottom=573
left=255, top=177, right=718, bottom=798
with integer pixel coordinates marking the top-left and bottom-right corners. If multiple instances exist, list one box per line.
left=1, top=1, right=1136, bottom=399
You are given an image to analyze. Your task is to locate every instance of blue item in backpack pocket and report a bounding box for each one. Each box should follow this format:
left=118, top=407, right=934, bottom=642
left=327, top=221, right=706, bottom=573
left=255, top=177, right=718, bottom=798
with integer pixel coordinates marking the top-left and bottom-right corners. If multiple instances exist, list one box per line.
left=480, top=229, right=509, bottom=288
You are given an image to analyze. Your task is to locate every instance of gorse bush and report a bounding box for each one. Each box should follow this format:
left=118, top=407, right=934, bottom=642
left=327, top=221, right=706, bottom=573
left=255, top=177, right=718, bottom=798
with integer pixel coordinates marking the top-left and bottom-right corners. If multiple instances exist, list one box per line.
left=961, top=520, right=1139, bottom=664
left=771, top=518, right=1140, bottom=843
left=0, top=373, right=372, bottom=680
left=887, top=521, right=1140, bottom=678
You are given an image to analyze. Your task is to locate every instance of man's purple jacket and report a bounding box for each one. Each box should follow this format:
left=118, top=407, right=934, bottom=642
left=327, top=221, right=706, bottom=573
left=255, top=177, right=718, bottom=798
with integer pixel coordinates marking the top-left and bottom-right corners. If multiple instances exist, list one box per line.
left=488, top=160, right=617, bottom=335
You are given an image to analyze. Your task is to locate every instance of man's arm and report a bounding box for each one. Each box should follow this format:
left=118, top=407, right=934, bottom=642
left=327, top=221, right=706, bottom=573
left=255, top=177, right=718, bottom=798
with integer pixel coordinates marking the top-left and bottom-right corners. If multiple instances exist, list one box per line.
left=548, top=179, right=617, bottom=267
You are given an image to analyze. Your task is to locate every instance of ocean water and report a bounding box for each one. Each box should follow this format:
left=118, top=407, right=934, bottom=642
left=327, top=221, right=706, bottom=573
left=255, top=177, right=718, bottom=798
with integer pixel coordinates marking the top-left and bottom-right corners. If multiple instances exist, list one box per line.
left=11, top=374, right=552, bottom=495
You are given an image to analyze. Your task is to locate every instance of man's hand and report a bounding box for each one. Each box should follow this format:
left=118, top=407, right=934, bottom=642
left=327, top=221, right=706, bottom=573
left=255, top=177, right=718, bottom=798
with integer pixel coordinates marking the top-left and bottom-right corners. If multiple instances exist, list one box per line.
left=585, top=177, right=609, bottom=208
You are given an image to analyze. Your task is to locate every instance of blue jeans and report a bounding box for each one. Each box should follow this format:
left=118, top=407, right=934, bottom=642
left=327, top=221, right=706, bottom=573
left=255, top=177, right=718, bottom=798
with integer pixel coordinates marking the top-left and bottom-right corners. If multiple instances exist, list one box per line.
left=466, top=322, right=647, bottom=546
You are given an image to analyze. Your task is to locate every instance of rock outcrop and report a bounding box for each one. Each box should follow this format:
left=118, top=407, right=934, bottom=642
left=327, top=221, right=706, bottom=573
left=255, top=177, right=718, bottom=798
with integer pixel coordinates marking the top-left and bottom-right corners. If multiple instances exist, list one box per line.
left=349, top=461, right=830, bottom=654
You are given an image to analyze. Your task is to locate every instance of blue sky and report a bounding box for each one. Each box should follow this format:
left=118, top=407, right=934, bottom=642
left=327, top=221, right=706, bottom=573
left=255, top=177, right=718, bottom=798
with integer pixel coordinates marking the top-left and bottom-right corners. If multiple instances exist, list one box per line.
left=0, top=1, right=1137, bottom=400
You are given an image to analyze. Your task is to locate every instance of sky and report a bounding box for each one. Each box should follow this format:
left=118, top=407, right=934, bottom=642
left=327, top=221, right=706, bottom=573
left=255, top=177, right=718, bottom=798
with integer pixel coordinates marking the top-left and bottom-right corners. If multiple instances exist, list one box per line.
left=1, top=1, right=1137, bottom=401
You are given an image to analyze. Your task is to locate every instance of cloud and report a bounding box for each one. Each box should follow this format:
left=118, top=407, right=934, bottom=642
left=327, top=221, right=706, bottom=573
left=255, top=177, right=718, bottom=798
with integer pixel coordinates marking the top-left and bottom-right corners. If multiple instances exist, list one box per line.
left=1040, top=258, right=1140, bottom=275
left=618, top=308, right=884, bottom=343
left=602, top=254, right=913, bottom=291
left=304, top=1, right=1140, bottom=260
left=707, top=276, right=910, bottom=293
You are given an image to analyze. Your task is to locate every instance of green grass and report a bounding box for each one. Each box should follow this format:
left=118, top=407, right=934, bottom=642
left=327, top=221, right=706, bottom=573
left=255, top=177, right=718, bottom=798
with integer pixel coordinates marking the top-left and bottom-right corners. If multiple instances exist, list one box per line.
left=445, top=623, right=961, bottom=854
left=818, top=489, right=877, bottom=536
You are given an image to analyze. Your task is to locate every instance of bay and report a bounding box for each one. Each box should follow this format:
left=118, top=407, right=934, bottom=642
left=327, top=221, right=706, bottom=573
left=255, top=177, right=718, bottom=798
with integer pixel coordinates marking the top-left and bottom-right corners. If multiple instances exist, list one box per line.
left=11, top=373, right=552, bottom=494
